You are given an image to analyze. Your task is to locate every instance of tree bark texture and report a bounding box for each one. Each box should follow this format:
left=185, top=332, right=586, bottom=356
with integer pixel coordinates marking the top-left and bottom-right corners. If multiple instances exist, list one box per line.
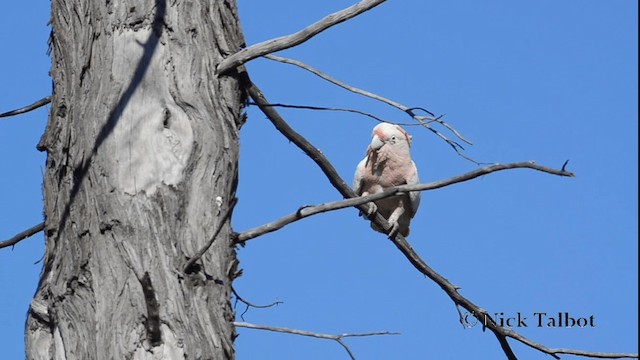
left=26, top=0, right=246, bottom=359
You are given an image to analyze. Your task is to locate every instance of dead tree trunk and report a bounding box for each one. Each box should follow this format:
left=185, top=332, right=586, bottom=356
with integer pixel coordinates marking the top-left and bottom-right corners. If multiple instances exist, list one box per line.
left=26, top=0, right=246, bottom=358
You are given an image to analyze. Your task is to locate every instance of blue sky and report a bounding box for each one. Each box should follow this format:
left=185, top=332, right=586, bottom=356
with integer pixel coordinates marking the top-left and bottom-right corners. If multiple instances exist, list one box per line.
left=1, top=1, right=637, bottom=359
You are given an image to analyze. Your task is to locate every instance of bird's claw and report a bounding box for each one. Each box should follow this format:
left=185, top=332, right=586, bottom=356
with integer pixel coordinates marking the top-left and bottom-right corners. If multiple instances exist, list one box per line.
left=359, top=202, right=377, bottom=218
left=367, top=203, right=378, bottom=217
left=387, top=220, right=400, bottom=239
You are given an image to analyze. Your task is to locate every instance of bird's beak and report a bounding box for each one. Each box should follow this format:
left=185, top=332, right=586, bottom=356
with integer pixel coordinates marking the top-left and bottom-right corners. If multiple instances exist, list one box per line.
left=370, top=134, right=385, bottom=150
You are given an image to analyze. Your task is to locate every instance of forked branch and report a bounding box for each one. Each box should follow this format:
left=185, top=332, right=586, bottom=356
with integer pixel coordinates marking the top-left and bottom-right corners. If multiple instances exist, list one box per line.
left=232, top=287, right=283, bottom=321
left=263, top=54, right=476, bottom=162
left=246, top=78, right=638, bottom=360
left=234, top=321, right=399, bottom=360
left=217, top=0, right=386, bottom=75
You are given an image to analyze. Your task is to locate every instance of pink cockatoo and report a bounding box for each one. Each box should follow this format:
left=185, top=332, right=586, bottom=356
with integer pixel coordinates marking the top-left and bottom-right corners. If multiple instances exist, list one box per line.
left=353, top=122, right=421, bottom=237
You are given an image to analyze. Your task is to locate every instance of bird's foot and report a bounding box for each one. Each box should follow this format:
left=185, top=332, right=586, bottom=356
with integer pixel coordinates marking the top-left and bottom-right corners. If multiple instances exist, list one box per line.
left=387, top=220, right=400, bottom=239
left=359, top=202, right=378, bottom=218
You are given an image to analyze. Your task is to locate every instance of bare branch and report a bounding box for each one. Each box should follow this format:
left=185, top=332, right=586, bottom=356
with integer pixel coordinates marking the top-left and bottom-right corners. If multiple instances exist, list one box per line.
left=234, top=321, right=399, bottom=360
left=0, top=222, right=45, bottom=249
left=235, top=196, right=372, bottom=243
left=232, top=288, right=282, bottom=310
left=247, top=101, right=392, bottom=124
left=0, top=96, right=51, bottom=118
left=217, top=0, right=386, bottom=75
left=263, top=54, right=476, bottom=162
left=246, top=78, right=636, bottom=359
left=548, top=349, right=638, bottom=359
left=183, top=198, right=237, bottom=273
left=368, top=211, right=637, bottom=360
left=235, top=161, right=574, bottom=243
left=505, top=327, right=639, bottom=359
left=264, top=54, right=411, bottom=112
left=232, top=287, right=283, bottom=321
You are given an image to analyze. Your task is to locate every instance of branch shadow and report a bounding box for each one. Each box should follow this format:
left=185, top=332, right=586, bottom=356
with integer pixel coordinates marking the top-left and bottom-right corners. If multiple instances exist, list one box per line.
left=40, top=0, right=167, bottom=280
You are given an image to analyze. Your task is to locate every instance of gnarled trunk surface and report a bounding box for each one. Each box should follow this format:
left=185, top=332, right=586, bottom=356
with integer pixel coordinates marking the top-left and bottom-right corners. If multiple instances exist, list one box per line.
left=26, top=0, right=245, bottom=358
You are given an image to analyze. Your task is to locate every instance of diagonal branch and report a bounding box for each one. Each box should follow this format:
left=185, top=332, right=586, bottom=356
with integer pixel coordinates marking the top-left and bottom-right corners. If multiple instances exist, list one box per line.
left=0, top=222, right=45, bottom=249
left=263, top=54, right=477, bottom=162
left=183, top=198, right=237, bottom=273
left=0, top=96, right=52, bottom=118
left=234, top=321, right=399, bottom=360
left=217, top=0, right=386, bottom=75
left=246, top=79, right=637, bottom=360
left=234, top=161, right=574, bottom=244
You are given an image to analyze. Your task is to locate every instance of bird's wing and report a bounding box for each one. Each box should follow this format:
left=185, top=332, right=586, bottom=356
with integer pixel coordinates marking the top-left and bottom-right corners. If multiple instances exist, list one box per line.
left=407, top=160, right=421, bottom=217
left=353, top=157, right=368, bottom=196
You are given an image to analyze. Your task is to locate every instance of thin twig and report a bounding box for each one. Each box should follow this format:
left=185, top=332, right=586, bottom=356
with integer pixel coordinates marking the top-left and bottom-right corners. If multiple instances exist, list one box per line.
left=264, top=54, right=411, bottom=113
left=0, top=222, right=45, bottom=249
left=232, top=287, right=283, bottom=321
left=246, top=102, right=392, bottom=124
left=249, top=101, right=445, bottom=127
left=234, top=161, right=574, bottom=244
left=234, top=321, right=399, bottom=360
left=247, top=78, right=637, bottom=360
left=217, top=0, right=386, bottom=75
left=0, top=96, right=51, bottom=118
left=263, top=54, right=476, bottom=163
left=183, top=198, right=237, bottom=273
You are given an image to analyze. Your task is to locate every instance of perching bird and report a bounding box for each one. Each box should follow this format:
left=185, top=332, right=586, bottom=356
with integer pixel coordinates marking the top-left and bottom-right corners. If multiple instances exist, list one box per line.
left=353, top=122, right=421, bottom=237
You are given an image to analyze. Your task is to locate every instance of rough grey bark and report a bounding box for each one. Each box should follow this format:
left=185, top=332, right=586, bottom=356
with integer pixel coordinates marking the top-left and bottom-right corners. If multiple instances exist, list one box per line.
left=26, top=0, right=246, bottom=359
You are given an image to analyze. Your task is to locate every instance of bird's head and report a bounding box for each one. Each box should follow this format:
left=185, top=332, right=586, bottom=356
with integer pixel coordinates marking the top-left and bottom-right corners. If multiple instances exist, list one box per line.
left=368, top=122, right=412, bottom=154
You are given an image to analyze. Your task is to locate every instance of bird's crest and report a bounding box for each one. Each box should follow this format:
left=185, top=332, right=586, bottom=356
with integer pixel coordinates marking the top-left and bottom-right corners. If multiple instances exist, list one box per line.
left=394, top=125, right=412, bottom=147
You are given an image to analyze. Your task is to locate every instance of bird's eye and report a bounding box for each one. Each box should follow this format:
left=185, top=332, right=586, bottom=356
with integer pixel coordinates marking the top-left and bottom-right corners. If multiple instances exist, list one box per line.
left=390, top=136, right=397, bottom=141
